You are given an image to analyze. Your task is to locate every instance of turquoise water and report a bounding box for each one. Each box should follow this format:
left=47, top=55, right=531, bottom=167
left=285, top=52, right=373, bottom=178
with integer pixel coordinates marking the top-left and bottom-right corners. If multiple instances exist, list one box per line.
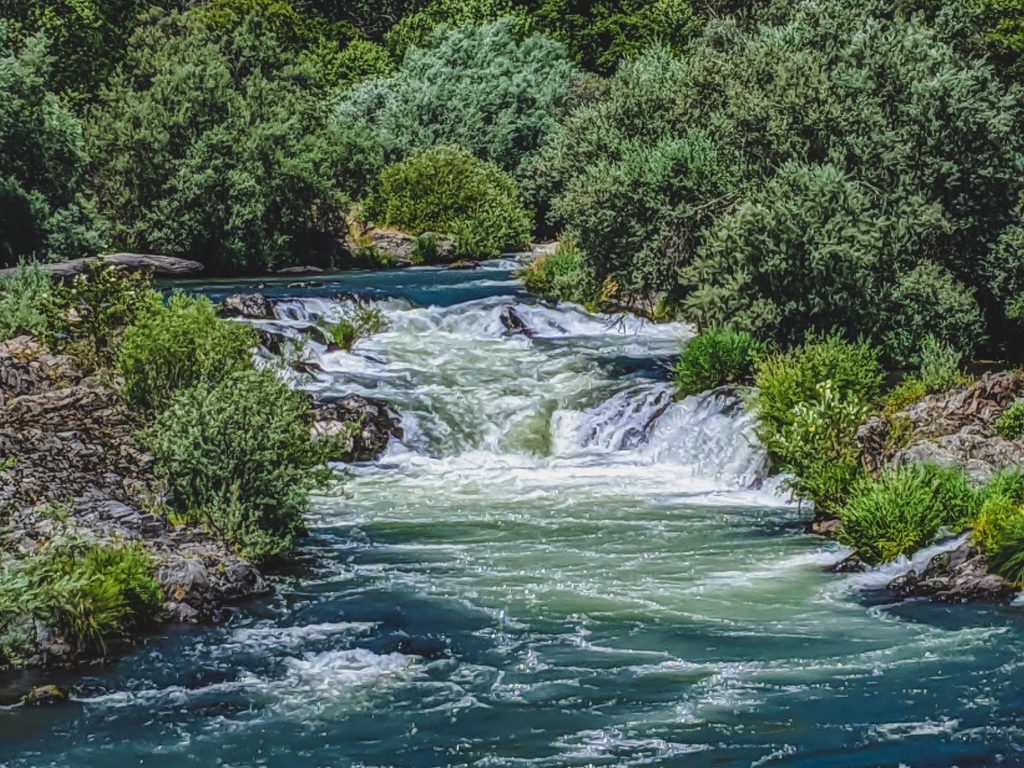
left=3, top=264, right=1024, bottom=767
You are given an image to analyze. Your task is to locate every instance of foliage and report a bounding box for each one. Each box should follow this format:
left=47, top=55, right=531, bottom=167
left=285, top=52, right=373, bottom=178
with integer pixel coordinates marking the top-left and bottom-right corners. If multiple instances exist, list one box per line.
left=142, top=368, right=329, bottom=562
left=117, top=293, right=258, bottom=416
left=338, top=18, right=579, bottom=180
left=0, top=261, right=54, bottom=341
left=0, top=29, right=103, bottom=266
left=318, top=303, right=388, bottom=351
left=87, top=10, right=384, bottom=274
left=0, top=539, right=161, bottom=664
left=972, top=469, right=1024, bottom=581
left=365, top=146, right=532, bottom=258
left=521, top=236, right=599, bottom=306
left=751, top=335, right=883, bottom=512
left=917, top=335, right=972, bottom=393
left=674, top=328, right=761, bottom=398
left=883, top=378, right=929, bottom=416
left=838, top=464, right=978, bottom=564
left=995, top=402, right=1024, bottom=440
left=46, top=263, right=160, bottom=368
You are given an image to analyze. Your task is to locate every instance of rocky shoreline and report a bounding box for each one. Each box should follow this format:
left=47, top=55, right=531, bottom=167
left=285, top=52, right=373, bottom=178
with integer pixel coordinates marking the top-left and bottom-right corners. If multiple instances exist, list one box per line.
left=0, top=295, right=401, bottom=680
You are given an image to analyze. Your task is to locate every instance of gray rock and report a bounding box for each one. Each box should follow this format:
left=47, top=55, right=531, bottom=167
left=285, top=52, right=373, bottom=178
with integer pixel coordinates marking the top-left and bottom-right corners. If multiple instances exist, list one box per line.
left=887, top=541, right=1017, bottom=602
left=22, top=685, right=68, bottom=707
left=500, top=307, right=534, bottom=338
left=276, top=265, right=324, bottom=275
left=352, top=228, right=456, bottom=266
left=219, top=293, right=275, bottom=320
left=314, top=395, right=403, bottom=462
left=0, top=254, right=204, bottom=280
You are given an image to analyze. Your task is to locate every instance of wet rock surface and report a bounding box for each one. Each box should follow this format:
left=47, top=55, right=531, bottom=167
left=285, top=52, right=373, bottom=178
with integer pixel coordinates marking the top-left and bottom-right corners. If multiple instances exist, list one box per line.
left=314, top=395, right=403, bottom=462
left=219, top=292, right=275, bottom=319
left=886, top=542, right=1017, bottom=603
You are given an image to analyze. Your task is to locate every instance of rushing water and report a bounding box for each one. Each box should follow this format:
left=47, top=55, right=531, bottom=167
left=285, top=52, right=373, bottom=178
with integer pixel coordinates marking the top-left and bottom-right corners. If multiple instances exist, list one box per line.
left=4, top=262, right=1024, bottom=767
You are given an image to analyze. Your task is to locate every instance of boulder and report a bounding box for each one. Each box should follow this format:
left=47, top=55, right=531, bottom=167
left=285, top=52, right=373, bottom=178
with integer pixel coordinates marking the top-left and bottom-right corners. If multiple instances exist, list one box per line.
left=219, top=293, right=275, bottom=320
left=22, top=685, right=68, bottom=707
left=500, top=307, right=534, bottom=338
left=448, top=260, right=480, bottom=270
left=859, top=372, right=1024, bottom=482
left=351, top=228, right=456, bottom=266
left=0, top=253, right=204, bottom=280
left=276, top=265, right=324, bottom=275
left=886, top=541, right=1017, bottom=602
left=313, top=395, right=403, bottom=462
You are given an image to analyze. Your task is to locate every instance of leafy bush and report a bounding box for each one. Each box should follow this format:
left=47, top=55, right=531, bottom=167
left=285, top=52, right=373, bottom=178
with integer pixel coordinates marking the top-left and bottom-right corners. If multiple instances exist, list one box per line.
left=972, top=469, right=1024, bottom=582
left=339, top=18, right=579, bottom=180
left=0, top=539, right=161, bottom=664
left=995, top=402, right=1024, bottom=440
left=883, top=378, right=929, bottom=416
left=142, top=368, right=329, bottom=562
left=838, top=464, right=975, bottom=564
left=318, top=303, right=388, bottom=351
left=0, top=261, right=53, bottom=341
left=918, top=335, right=973, bottom=394
left=674, top=328, right=761, bottom=398
left=46, top=263, right=160, bottom=368
left=0, top=30, right=103, bottom=265
left=87, top=10, right=384, bottom=274
left=752, top=335, right=883, bottom=512
left=117, top=293, right=258, bottom=416
left=521, top=236, right=599, bottom=306
left=365, top=146, right=532, bottom=258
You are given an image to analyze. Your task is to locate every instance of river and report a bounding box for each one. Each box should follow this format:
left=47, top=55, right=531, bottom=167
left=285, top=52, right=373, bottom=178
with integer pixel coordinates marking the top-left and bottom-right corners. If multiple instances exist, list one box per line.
left=3, top=261, right=1024, bottom=767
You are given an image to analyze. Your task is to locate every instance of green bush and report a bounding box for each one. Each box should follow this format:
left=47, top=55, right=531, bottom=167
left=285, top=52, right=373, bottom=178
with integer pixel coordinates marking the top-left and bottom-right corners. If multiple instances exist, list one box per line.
left=972, top=470, right=1024, bottom=582
left=674, top=328, right=761, bottom=398
left=883, top=378, right=929, bottom=416
left=46, top=263, right=160, bottom=368
left=0, top=539, right=161, bottom=665
left=751, top=335, right=882, bottom=512
left=521, top=235, right=599, bottom=306
left=142, top=368, right=329, bottom=562
left=339, top=18, right=579, bottom=180
left=365, top=146, right=532, bottom=258
left=0, top=261, right=53, bottom=341
left=918, top=335, right=973, bottom=394
left=995, top=402, right=1024, bottom=440
left=117, top=293, right=258, bottom=416
left=838, top=464, right=974, bottom=564
left=318, top=303, right=388, bottom=351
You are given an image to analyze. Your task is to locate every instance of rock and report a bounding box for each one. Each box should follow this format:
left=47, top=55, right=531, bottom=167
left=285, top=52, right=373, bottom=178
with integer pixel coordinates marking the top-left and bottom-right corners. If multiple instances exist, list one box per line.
left=859, top=372, right=1024, bottom=482
left=825, top=553, right=865, bottom=573
left=22, top=685, right=68, bottom=707
left=886, top=541, right=1017, bottom=603
left=313, top=395, right=403, bottom=462
left=0, top=254, right=204, bottom=281
left=448, top=260, right=480, bottom=270
left=810, top=517, right=842, bottom=537
left=500, top=307, right=534, bottom=338
left=350, top=228, right=456, bottom=266
left=219, top=293, right=275, bottom=320
left=276, top=265, right=324, bottom=275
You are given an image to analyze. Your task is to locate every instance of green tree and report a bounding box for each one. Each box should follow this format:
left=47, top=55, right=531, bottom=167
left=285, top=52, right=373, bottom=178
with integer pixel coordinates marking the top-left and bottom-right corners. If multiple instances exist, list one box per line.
left=87, top=11, right=384, bottom=273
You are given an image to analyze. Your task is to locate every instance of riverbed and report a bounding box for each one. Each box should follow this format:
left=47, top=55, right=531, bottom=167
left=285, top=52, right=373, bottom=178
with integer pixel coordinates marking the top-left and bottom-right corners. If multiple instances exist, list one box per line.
left=3, top=262, right=1024, bottom=767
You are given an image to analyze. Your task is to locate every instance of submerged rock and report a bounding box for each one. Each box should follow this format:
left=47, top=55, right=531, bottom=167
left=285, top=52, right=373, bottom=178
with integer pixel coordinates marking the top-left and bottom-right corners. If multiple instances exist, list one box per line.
left=449, top=260, right=479, bottom=270
left=22, top=685, right=68, bottom=707
left=314, top=395, right=403, bottom=462
left=500, top=306, right=534, bottom=338
left=886, top=541, right=1017, bottom=603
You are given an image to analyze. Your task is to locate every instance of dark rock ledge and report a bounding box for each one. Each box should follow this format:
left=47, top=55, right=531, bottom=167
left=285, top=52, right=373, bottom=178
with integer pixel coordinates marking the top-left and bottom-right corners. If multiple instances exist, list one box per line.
left=0, top=331, right=400, bottom=672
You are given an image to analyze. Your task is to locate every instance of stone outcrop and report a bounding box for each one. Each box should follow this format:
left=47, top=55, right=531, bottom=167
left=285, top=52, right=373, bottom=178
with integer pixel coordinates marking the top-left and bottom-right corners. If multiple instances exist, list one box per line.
left=0, top=337, right=269, bottom=667
left=887, top=541, right=1016, bottom=603
left=858, top=372, right=1024, bottom=482
left=0, top=253, right=204, bottom=280
left=313, top=395, right=403, bottom=462
left=349, top=227, right=456, bottom=266
left=219, top=292, right=275, bottom=320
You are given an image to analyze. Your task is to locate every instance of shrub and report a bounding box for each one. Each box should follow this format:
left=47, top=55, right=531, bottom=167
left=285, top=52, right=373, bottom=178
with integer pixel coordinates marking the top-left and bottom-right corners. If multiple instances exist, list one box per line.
left=674, top=328, right=761, bottom=398
left=883, top=378, right=929, bottom=416
left=141, top=368, right=329, bottom=562
left=365, top=147, right=532, bottom=258
left=0, top=261, right=53, bottom=341
left=46, top=263, right=160, bottom=368
left=521, top=235, right=599, bottom=306
left=972, top=469, right=1024, bottom=583
left=918, top=335, right=972, bottom=394
left=318, top=303, right=388, bottom=351
left=838, top=464, right=974, bottom=564
left=339, top=18, right=579, bottom=180
left=117, top=293, right=258, bottom=416
left=0, top=539, right=161, bottom=664
left=995, top=402, right=1024, bottom=440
